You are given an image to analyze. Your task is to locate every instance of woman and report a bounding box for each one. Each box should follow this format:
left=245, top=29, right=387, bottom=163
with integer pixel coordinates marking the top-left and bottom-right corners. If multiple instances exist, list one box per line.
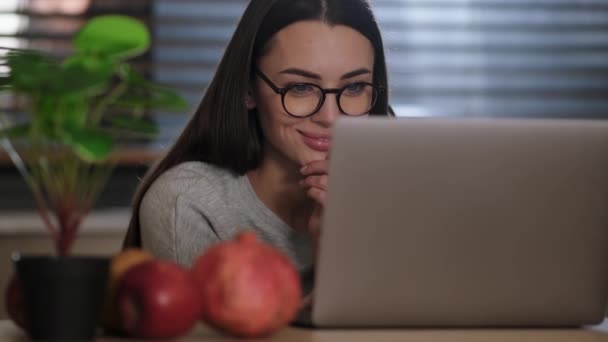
left=123, top=0, right=392, bottom=290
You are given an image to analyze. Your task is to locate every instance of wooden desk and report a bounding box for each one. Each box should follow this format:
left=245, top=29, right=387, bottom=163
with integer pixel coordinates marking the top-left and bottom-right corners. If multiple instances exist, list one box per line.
left=2, top=320, right=608, bottom=341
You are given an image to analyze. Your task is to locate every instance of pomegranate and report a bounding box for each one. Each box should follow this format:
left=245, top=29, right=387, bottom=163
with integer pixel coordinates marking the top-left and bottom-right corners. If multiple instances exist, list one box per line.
left=192, top=231, right=302, bottom=338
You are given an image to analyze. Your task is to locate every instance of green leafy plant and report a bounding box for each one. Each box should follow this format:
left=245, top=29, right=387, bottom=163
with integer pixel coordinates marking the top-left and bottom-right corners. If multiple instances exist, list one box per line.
left=0, top=15, right=187, bottom=256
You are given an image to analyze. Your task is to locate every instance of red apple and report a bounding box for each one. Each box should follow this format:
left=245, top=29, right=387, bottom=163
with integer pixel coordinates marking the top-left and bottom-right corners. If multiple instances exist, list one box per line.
left=4, top=273, right=27, bottom=331
left=192, top=231, right=302, bottom=338
left=116, top=260, right=201, bottom=339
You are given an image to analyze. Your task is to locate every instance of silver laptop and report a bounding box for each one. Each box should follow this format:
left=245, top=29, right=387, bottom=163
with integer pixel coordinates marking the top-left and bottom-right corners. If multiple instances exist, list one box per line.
left=301, top=117, right=608, bottom=328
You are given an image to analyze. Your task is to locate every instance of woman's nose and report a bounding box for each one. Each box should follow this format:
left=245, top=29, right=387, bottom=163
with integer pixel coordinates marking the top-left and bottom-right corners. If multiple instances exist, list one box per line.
left=311, top=94, right=341, bottom=127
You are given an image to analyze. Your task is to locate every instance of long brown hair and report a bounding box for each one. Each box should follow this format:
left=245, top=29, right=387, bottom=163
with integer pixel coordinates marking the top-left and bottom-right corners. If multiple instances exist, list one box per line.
left=123, top=0, right=392, bottom=248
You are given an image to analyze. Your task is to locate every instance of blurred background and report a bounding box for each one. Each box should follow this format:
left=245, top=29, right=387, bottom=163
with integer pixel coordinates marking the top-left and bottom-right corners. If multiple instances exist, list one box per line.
left=0, top=0, right=607, bottom=318
left=2, top=0, right=608, bottom=212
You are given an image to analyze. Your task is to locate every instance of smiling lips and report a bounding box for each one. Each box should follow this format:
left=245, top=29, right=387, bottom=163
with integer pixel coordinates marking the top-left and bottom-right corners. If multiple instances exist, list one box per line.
left=299, top=130, right=331, bottom=152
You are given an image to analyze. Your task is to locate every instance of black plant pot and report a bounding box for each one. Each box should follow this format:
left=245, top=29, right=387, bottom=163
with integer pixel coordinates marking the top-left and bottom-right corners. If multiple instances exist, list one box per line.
left=13, top=254, right=110, bottom=341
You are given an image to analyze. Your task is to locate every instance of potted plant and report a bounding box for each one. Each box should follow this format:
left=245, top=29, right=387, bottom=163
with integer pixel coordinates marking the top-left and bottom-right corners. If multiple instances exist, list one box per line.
left=0, top=15, right=186, bottom=340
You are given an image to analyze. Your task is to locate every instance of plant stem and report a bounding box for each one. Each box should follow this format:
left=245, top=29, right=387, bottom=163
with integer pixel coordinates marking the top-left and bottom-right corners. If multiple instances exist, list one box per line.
left=90, top=81, right=128, bottom=125
left=0, top=137, right=59, bottom=240
left=55, top=197, right=86, bottom=256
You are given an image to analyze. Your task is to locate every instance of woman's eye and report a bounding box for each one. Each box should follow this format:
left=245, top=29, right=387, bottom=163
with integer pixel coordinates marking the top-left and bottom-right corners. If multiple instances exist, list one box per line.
left=343, top=83, right=366, bottom=96
left=288, top=83, right=316, bottom=95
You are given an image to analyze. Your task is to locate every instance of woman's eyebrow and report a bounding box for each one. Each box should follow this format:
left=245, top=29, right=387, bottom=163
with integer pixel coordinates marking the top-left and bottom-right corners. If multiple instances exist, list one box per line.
left=278, top=67, right=372, bottom=81
left=279, top=68, right=321, bottom=80
left=341, top=68, right=371, bottom=80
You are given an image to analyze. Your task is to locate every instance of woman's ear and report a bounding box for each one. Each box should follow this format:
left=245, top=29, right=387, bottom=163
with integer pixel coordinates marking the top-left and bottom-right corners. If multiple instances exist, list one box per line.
left=244, top=90, right=257, bottom=110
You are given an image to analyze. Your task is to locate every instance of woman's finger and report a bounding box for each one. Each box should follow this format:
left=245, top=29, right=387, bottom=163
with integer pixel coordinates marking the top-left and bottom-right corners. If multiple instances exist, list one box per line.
left=306, top=187, right=326, bottom=205
left=301, top=159, right=329, bottom=175
left=300, top=175, right=328, bottom=190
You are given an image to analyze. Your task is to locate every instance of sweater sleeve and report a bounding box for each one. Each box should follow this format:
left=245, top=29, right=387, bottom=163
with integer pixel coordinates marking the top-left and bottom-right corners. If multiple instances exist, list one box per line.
left=139, top=173, right=221, bottom=267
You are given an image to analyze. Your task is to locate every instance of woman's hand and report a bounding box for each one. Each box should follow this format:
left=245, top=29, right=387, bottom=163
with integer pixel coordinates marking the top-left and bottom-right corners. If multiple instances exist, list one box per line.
left=300, top=159, right=330, bottom=262
left=300, top=159, right=329, bottom=205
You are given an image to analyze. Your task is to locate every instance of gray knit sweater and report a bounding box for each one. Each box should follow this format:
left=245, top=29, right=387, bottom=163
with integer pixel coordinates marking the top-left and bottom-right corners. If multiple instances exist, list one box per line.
left=139, top=161, right=314, bottom=276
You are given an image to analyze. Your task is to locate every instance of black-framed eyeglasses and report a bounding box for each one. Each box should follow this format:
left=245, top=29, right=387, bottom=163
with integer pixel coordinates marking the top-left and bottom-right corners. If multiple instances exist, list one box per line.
left=255, top=69, right=383, bottom=118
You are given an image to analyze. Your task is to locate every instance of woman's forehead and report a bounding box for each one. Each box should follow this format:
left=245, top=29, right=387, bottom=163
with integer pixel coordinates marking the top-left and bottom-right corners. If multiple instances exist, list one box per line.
left=259, top=20, right=374, bottom=77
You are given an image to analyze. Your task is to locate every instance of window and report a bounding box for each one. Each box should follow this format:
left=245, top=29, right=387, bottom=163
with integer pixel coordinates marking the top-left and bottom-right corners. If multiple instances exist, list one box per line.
left=3, top=0, right=608, bottom=145
left=152, top=0, right=248, bottom=145
left=378, top=0, right=608, bottom=118
left=2, top=0, right=608, bottom=210
left=0, top=0, right=153, bottom=210
left=154, top=0, right=608, bottom=143
left=0, top=0, right=151, bottom=118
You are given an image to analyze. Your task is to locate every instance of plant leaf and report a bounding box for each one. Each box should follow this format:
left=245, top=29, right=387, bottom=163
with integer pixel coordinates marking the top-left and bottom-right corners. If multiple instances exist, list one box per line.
left=116, top=85, right=188, bottom=111
left=116, top=64, right=188, bottom=111
left=74, top=15, right=151, bottom=60
left=117, top=64, right=144, bottom=84
left=58, top=96, right=88, bottom=132
left=6, top=50, right=60, bottom=92
left=0, top=123, right=30, bottom=139
left=63, top=53, right=115, bottom=75
left=108, top=116, right=159, bottom=136
left=54, top=56, right=114, bottom=96
left=30, top=95, right=58, bottom=140
left=63, top=128, right=114, bottom=162
left=151, top=86, right=188, bottom=111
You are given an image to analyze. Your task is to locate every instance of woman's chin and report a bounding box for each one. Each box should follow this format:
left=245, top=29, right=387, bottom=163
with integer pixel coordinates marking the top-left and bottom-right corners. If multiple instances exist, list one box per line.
left=298, top=151, right=329, bottom=166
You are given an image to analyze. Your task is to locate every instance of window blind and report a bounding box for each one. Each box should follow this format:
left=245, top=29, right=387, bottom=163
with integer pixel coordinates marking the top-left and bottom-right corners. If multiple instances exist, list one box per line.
left=3, top=0, right=608, bottom=146
left=0, top=0, right=153, bottom=207
left=0, top=0, right=152, bottom=119
left=2, top=0, right=607, bottom=208
left=154, top=0, right=608, bottom=129
left=378, top=0, right=608, bottom=118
